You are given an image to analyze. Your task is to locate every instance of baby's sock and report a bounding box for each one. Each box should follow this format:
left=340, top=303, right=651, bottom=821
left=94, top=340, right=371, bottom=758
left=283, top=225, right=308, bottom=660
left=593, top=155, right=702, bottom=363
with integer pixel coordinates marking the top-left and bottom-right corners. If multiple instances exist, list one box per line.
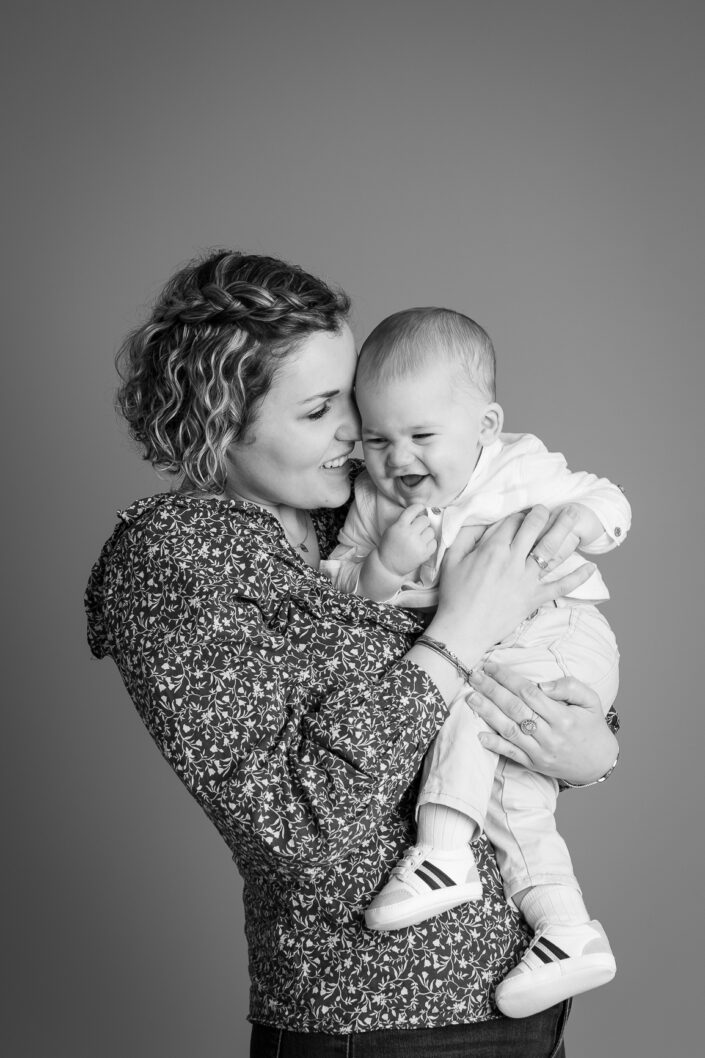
left=417, top=803, right=478, bottom=850
left=517, top=884, right=590, bottom=933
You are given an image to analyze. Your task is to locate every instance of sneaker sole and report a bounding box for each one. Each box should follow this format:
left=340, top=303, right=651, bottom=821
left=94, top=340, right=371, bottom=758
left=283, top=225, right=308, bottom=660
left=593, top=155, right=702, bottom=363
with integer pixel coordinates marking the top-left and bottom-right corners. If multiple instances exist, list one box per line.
left=494, top=954, right=616, bottom=1018
left=365, top=881, right=483, bottom=931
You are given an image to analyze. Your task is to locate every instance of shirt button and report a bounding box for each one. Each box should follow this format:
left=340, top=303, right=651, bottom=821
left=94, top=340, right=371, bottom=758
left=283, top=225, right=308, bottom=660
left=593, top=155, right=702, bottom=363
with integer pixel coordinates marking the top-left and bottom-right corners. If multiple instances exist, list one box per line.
left=614, top=527, right=622, bottom=537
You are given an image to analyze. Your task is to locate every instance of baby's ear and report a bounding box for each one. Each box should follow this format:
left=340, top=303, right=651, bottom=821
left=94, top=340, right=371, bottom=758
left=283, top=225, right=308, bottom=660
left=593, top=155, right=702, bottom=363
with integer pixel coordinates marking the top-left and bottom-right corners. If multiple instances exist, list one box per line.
left=479, top=402, right=504, bottom=445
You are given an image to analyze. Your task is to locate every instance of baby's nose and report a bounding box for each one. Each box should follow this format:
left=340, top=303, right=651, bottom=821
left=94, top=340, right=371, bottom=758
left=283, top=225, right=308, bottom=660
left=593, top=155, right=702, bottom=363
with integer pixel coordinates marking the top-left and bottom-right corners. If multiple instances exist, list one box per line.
left=386, top=443, right=414, bottom=469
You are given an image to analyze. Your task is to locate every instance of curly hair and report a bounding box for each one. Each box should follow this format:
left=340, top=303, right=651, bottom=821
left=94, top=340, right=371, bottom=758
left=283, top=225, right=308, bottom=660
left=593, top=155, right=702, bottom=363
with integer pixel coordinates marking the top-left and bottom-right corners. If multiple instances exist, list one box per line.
left=116, top=250, right=351, bottom=493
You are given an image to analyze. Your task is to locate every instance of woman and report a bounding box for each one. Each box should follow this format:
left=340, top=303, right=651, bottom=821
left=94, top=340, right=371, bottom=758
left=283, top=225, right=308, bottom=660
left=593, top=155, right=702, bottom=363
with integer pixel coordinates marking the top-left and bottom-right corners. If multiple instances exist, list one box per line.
left=86, top=250, right=619, bottom=1056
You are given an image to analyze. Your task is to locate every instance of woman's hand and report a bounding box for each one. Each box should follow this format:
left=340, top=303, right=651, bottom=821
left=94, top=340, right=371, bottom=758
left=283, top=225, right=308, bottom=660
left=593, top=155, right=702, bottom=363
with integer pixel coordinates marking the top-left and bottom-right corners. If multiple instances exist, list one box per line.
left=466, top=663, right=619, bottom=785
left=429, top=505, right=594, bottom=668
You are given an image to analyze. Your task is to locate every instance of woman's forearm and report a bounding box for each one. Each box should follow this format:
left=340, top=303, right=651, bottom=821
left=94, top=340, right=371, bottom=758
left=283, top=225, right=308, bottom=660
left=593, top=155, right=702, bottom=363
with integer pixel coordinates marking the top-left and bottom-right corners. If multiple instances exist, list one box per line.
left=135, top=616, right=451, bottom=877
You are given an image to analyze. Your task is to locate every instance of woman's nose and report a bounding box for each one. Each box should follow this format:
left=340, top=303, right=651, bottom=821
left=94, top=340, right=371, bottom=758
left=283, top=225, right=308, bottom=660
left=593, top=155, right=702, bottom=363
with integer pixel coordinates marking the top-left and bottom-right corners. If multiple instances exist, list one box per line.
left=335, top=396, right=361, bottom=442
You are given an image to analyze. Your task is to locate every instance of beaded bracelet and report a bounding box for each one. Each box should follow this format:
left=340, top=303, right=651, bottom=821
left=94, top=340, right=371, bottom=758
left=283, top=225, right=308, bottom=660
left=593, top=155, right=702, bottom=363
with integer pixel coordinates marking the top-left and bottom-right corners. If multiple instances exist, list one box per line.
left=561, top=750, right=620, bottom=788
left=414, top=634, right=475, bottom=685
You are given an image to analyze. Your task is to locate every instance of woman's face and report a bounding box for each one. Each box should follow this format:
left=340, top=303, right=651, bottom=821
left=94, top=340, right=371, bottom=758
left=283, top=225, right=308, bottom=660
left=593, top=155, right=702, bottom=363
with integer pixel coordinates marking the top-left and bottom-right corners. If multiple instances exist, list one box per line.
left=226, top=324, right=360, bottom=510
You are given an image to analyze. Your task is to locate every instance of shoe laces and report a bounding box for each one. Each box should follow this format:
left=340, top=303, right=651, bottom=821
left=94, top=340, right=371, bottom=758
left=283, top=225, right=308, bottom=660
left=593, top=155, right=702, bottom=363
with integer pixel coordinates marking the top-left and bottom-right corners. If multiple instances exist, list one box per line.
left=390, top=843, right=432, bottom=881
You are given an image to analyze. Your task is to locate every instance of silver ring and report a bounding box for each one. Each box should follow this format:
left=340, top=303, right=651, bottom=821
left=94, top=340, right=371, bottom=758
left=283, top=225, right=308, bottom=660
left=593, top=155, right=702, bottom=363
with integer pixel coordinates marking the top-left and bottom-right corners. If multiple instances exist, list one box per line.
left=519, top=713, right=538, bottom=735
left=529, top=551, right=550, bottom=571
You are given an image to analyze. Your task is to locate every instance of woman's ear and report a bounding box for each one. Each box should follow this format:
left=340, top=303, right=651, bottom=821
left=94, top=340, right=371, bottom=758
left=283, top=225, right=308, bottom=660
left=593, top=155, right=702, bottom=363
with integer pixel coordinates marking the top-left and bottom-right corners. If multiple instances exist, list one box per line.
left=479, top=402, right=504, bottom=446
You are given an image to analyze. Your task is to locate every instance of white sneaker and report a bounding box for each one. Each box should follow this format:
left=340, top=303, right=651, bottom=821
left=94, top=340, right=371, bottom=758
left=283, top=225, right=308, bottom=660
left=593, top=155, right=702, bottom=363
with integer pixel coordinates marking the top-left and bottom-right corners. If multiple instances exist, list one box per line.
left=494, top=919, right=616, bottom=1018
left=365, top=843, right=483, bottom=931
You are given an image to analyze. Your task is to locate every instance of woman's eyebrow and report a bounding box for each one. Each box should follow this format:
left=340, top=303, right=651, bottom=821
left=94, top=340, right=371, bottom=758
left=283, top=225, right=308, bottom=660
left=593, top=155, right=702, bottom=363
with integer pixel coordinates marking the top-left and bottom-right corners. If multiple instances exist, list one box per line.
left=298, top=389, right=339, bottom=405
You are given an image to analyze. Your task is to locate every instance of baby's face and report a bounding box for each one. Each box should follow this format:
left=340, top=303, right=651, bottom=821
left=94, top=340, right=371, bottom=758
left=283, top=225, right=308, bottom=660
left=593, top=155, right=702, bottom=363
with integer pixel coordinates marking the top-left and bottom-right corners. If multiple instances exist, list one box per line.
left=357, top=363, right=490, bottom=508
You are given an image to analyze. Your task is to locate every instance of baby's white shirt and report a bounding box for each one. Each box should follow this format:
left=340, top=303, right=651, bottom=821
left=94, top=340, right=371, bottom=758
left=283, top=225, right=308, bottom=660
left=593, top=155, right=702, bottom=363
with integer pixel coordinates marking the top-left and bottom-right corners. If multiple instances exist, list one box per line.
left=321, top=432, right=631, bottom=607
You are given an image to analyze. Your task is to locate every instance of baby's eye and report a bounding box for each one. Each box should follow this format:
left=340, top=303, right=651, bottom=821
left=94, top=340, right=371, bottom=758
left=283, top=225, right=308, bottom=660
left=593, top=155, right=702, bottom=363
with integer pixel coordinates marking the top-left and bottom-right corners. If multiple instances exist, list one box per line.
left=413, top=433, right=435, bottom=442
left=364, top=437, right=387, bottom=447
left=307, top=401, right=331, bottom=421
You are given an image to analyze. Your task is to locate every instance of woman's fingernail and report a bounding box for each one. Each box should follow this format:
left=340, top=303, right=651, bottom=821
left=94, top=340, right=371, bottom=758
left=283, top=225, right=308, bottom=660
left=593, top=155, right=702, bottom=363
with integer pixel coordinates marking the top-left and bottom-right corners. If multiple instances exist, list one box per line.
left=563, top=505, right=578, bottom=520
left=539, top=680, right=556, bottom=692
left=478, top=734, right=490, bottom=746
left=483, top=661, right=497, bottom=673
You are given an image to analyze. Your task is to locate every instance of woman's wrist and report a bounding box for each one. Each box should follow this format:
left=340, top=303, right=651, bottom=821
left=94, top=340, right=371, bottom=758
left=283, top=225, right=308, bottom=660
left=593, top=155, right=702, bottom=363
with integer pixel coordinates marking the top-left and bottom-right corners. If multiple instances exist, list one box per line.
left=407, top=627, right=498, bottom=710
left=414, top=635, right=476, bottom=683
left=558, top=725, right=620, bottom=786
left=405, top=643, right=468, bottom=707
left=423, top=617, right=489, bottom=673
left=561, top=749, right=620, bottom=788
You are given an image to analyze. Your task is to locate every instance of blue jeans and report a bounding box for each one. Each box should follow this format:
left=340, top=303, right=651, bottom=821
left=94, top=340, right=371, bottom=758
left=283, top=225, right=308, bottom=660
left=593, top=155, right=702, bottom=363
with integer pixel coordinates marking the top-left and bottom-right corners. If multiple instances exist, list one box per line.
left=250, top=1001, right=570, bottom=1057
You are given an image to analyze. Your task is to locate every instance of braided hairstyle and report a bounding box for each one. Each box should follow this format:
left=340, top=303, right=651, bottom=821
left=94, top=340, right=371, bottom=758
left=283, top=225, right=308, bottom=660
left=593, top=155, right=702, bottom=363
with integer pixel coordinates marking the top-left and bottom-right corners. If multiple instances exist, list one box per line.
left=116, top=250, right=351, bottom=493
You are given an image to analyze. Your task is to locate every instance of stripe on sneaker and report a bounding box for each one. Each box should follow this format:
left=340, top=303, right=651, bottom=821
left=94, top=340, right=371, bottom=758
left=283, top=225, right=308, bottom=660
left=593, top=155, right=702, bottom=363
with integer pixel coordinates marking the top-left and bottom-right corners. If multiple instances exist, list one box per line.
left=534, top=937, right=570, bottom=962
left=414, top=867, right=442, bottom=890
left=420, top=861, right=457, bottom=888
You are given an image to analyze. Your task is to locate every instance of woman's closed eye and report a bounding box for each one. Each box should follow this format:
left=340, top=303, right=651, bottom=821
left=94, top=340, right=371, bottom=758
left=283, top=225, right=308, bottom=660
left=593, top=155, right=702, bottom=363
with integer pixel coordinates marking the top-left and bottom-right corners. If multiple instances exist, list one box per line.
left=307, top=400, right=332, bottom=420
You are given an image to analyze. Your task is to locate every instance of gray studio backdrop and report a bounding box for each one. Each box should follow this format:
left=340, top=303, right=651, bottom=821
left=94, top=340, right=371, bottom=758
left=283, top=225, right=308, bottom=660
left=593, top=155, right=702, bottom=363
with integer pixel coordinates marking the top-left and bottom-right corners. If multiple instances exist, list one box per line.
left=4, top=2, right=704, bottom=1056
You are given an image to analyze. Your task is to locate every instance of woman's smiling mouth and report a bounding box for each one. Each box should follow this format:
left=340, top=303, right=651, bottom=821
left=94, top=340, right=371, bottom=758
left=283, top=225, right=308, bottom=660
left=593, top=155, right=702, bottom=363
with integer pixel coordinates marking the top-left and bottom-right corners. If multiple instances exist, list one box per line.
left=321, top=454, right=351, bottom=469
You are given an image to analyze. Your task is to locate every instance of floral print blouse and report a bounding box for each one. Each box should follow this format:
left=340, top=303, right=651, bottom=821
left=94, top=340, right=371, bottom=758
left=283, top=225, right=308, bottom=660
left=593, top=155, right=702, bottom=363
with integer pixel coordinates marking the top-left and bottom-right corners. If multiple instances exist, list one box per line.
left=85, top=482, right=535, bottom=1034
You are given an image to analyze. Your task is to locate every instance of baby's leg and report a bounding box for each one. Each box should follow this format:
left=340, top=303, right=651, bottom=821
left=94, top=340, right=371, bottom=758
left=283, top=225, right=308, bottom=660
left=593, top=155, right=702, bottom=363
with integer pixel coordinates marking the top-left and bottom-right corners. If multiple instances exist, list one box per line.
left=416, top=693, right=498, bottom=831
left=485, top=601, right=618, bottom=900
left=481, top=602, right=619, bottom=1017
left=365, top=691, right=497, bottom=931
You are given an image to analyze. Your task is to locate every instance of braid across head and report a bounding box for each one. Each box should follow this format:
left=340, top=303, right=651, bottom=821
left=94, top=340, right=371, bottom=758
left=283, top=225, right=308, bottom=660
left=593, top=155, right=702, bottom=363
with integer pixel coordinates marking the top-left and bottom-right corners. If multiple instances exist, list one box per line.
left=116, top=250, right=351, bottom=493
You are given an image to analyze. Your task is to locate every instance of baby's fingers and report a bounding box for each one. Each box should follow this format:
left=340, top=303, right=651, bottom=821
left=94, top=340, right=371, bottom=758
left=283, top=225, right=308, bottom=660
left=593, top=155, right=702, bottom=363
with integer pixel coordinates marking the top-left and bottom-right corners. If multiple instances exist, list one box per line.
left=420, top=524, right=437, bottom=547
left=396, top=503, right=427, bottom=526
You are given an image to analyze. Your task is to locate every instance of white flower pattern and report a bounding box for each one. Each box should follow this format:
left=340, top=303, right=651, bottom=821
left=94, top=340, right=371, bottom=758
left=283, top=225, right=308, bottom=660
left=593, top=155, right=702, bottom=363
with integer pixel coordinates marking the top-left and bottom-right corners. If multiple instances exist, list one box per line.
left=86, top=472, right=539, bottom=1034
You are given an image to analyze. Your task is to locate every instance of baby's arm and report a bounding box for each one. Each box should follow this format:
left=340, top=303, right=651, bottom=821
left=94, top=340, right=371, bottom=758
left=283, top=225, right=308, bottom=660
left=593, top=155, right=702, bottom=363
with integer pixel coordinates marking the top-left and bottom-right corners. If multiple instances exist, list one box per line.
left=518, top=441, right=632, bottom=554
left=323, top=474, right=435, bottom=599
left=322, top=475, right=438, bottom=601
left=359, top=505, right=437, bottom=601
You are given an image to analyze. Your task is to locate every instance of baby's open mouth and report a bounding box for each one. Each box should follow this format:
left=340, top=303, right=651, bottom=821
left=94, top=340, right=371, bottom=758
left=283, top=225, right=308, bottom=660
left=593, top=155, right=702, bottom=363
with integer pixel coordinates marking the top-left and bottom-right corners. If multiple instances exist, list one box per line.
left=399, top=474, right=426, bottom=488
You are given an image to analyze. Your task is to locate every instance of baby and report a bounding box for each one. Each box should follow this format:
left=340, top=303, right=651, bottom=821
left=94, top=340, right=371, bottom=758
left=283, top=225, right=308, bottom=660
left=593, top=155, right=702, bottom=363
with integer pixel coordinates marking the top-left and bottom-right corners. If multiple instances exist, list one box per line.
left=321, top=308, right=631, bottom=1018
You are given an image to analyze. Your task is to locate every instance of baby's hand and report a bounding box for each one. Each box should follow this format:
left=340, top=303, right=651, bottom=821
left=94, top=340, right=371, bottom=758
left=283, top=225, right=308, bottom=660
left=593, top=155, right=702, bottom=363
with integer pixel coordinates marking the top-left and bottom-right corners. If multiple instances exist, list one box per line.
left=553, top=503, right=604, bottom=548
left=378, top=505, right=437, bottom=577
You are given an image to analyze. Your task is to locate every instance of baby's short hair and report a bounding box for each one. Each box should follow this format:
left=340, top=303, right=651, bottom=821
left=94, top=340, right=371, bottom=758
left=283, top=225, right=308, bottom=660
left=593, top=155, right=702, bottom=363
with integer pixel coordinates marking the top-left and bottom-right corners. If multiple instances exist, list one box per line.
left=357, top=307, right=496, bottom=401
